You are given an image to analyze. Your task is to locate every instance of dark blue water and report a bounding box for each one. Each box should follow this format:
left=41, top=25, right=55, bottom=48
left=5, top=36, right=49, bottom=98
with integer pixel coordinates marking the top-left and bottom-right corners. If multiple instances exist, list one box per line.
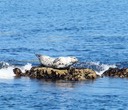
left=0, top=78, right=128, bottom=110
left=1, top=0, right=128, bottom=109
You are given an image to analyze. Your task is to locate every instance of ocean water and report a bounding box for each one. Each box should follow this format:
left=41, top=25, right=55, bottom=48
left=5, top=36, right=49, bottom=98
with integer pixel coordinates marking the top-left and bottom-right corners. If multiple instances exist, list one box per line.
left=1, top=0, right=128, bottom=109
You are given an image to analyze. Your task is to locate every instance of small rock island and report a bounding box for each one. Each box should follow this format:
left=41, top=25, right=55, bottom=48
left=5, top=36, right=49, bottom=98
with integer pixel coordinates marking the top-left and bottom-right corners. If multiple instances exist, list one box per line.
left=13, top=66, right=98, bottom=81
left=13, top=66, right=128, bottom=81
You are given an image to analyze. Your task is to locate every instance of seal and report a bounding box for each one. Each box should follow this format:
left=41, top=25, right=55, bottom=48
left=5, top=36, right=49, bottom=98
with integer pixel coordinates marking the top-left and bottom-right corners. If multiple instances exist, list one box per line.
left=53, top=57, right=78, bottom=69
left=36, top=54, right=78, bottom=69
left=36, top=54, right=55, bottom=67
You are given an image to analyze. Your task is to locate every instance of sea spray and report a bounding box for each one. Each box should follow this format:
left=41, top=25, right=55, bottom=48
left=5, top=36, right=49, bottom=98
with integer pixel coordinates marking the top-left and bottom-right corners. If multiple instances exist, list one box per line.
left=0, top=62, right=32, bottom=79
left=0, top=66, right=15, bottom=79
left=74, top=62, right=116, bottom=76
left=19, top=63, right=32, bottom=73
left=0, top=62, right=10, bottom=69
left=95, top=63, right=116, bottom=76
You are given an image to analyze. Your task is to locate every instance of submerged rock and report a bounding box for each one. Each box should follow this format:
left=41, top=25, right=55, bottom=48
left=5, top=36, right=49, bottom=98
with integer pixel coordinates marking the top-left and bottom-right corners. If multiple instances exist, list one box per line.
left=103, top=68, right=128, bottom=78
left=13, top=67, right=98, bottom=81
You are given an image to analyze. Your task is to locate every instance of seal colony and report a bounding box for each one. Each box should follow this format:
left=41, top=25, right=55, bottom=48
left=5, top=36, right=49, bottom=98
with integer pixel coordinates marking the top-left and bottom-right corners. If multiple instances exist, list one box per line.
left=35, top=54, right=78, bottom=69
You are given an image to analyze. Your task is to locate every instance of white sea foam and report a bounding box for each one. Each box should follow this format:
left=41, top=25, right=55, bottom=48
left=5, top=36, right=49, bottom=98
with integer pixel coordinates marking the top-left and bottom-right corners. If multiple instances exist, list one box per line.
left=0, top=62, right=32, bottom=79
left=19, top=63, right=32, bottom=73
left=0, top=66, right=15, bottom=79
left=95, top=63, right=116, bottom=76
left=86, top=62, right=116, bottom=76
left=74, top=61, right=117, bottom=76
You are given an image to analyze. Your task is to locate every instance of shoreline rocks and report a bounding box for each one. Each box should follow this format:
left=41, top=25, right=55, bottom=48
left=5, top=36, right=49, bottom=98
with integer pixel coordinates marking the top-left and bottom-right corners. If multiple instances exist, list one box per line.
left=13, top=67, right=98, bottom=81
left=13, top=66, right=128, bottom=81
left=103, top=68, right=128, bottom=78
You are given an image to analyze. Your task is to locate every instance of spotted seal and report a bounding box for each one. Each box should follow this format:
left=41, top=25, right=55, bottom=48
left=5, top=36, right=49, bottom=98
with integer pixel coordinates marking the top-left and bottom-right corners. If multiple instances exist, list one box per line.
left=36, top=54, right=78, bottom=69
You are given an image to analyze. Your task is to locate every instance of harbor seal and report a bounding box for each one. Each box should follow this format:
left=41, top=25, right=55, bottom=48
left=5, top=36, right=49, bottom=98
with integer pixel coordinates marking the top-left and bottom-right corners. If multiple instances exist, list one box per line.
left=53, top=57, right=78, bottom=69
left=36, top=54, right=78, bottom=69
left=36, top=54, right=55, bottom=67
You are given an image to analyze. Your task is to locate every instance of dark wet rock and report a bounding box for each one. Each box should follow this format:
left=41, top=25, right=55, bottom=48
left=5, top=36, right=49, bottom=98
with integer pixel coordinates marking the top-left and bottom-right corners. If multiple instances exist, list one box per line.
left=13, top=67, right=98, bottom=81
left=103, top=67, right=128, bottom=78
left=13, top=68, right=22, bottom=77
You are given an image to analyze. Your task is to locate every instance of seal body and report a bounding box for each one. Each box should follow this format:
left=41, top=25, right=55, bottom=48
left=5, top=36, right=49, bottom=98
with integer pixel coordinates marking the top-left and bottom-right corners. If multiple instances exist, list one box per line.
left=36, top=54, right=78, bottom=69
left=36, top=54, right=55, bottom=67
left=53, top=57, right=78, bottom=68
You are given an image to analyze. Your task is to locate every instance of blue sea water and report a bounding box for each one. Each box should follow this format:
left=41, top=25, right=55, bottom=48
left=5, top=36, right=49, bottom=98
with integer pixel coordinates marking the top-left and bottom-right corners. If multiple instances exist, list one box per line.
left=1, top=0, right=128, bottom=109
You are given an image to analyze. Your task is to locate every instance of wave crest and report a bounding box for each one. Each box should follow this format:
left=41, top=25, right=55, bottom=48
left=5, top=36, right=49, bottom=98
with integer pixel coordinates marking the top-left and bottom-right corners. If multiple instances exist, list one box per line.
left=0, top=62, right=10, bottom=69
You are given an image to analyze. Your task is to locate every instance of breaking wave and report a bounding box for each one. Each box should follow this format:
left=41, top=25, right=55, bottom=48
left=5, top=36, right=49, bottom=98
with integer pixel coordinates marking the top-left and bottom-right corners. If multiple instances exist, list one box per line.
left=0, top=62, right=32, bottom=79
left=73, top=62, right=116, bottom=76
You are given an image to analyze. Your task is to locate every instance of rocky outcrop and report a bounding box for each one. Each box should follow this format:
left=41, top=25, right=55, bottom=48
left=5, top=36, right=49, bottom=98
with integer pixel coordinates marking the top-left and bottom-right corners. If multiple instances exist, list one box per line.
left=103, top=68, right=128, bottom=78
left=13, top=67, right=98, bottom=81
left=13, top=68, right=22, bottom=77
